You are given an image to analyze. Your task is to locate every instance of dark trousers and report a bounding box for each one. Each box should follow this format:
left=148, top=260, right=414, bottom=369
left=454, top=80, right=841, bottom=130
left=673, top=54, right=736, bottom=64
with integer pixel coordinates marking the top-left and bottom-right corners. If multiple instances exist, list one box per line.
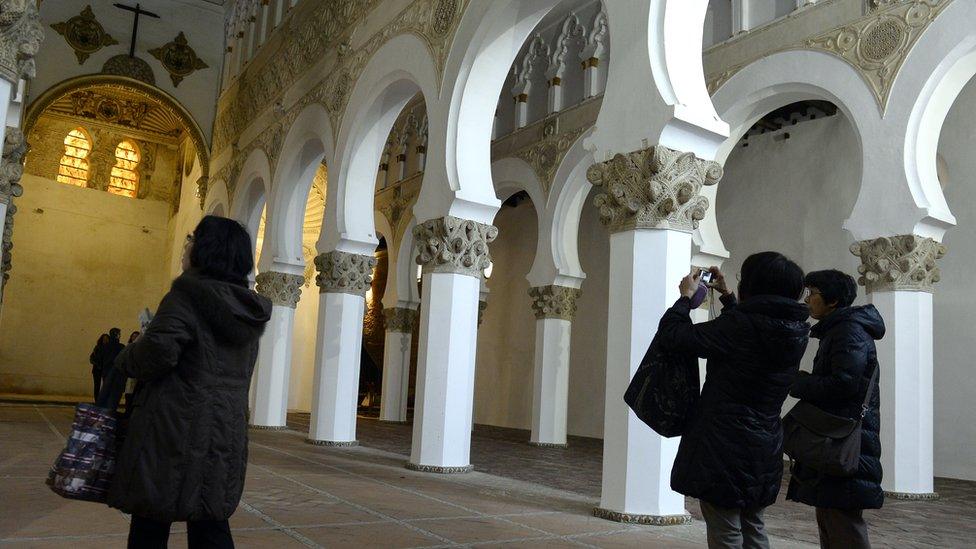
left=128, top=515, right=234, bottom=549
left=816, top=507, right=870, bottom=549
left=92, top=371, right=101, bottom=401
left=699, top=500, right=770, bottom=549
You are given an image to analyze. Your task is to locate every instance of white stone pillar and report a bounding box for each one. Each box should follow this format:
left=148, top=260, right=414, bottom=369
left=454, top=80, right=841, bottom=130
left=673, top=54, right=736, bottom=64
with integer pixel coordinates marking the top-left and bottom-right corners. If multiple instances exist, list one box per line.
left=251, top=271, right=304, bottom=429
left=546, top=78, right=563, bottom=114
left=408, top=217, right=497, bottom=473
left=307, top=251, right=377, bottom=445
left=528, top=285, right=581, bottom=447
left=0, top=79, right=11, bottom=147
left=851, top=236, right=945, bottom=499
left=513, top=94, right=529, bottom=130
left=589, top=146, right=722, bottom=524
left=380, top=307, right=417, bottom=422
left=731, top=0, right=753, bottom=34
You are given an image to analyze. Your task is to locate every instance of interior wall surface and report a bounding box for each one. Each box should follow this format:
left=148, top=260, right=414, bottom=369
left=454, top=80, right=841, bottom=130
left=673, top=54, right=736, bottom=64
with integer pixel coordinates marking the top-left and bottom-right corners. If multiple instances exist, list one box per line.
left=32, top=0, right=224, bottom=139
left=289, top=282, right=319, bottom=412
left=933, top=76, right=976, bottom=481
left=0, top=175, right=170, bottom=397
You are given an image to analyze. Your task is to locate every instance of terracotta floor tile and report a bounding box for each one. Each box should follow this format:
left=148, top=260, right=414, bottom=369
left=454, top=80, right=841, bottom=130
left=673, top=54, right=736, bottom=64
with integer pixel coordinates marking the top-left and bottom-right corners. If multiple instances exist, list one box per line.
left=297, top=521, right=444, bottom=548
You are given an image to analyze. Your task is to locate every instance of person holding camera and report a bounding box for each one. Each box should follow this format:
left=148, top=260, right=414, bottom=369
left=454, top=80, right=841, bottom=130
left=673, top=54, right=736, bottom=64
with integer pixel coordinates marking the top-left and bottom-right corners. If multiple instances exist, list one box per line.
left=656, top=252, right=810, bottom=549
left=786, top=270, right=884, bottom=549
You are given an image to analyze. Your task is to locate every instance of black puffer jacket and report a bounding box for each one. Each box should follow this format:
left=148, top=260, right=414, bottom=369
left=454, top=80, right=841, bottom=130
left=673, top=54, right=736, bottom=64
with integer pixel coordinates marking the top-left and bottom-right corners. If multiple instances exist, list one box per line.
left=786, top=305, right=885, bottom=510
left=658, top=294, right=810, bottom=509
left=107, top=271, right=271, bottom=522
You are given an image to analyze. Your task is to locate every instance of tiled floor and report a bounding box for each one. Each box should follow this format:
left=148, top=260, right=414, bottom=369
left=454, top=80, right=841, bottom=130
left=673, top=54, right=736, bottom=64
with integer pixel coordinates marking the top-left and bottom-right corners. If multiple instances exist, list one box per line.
left=0, top=404, right=970, bottom=548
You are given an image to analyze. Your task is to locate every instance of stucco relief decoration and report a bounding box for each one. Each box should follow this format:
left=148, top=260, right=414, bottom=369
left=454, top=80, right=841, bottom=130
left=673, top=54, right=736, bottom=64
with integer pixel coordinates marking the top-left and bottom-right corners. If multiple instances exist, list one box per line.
left=148, top=32, right=209, bottom=87
left=414, top=216, right=498, bottom=277
left=1, top=128, right=27, bottom=287
left=195, top=175, right=208, bottom=209
left=101, top=54, right=156, bottom=85
left=587, top=146, right=723, bottom=234
left=529, top=285, right=582, bottom=321
left=383, top=307, right=418, bottom=333
left=68, top=90, right=151, bottom=128
left=255, top=271, right=305, bottom=308
left=377, top=184, right=418, bottom=237
left=513, top=125, right=586, bottom=195
left=477, top=299, right=487, bottom=326
left=850, top=235, right=947, bottom=293
left=50, top=5, right=118, bottom=64
left=0, top=0, right=44, bottom=83
left=314, top=251, right=377, bottom=297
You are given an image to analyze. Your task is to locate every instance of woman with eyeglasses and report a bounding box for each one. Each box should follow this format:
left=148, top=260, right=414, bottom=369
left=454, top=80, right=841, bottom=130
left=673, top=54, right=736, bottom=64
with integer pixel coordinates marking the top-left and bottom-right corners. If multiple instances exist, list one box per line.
left=655, top=251, right=811, bottom=549
left=106, top=216, right=271, bottom=548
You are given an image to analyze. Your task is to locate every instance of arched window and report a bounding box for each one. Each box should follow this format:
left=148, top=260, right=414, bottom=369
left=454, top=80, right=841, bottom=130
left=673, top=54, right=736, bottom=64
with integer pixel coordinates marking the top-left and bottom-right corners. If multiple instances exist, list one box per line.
left=56, top=128, right=91, bottom=188
left=109, top=140, right=140, bottom=198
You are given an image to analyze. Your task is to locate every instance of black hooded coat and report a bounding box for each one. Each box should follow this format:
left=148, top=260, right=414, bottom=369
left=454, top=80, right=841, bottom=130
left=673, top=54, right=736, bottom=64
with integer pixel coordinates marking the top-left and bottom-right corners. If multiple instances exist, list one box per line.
left=657, top=294, right=810, bottom=509
left=786, top=305, right=885, bottom=510
left=106, top=271, right=271, bottom=522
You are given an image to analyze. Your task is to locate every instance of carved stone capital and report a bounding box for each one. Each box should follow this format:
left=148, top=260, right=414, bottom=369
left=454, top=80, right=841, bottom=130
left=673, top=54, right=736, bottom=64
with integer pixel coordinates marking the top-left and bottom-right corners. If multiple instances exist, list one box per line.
left=1, top=127, right=26, bottom=287
left=586, top=145, right=723, bottom=233
left=528, top=285, right=582, bottom=321
left=413, top=216, right=498, bottom=277
left=314, top=251, right=376, bottom=297
left=0, top=0, right=44, bottom=83
left=255, top=271, right=305, bottom=308
left=477, top=299, right=488, bottom=326
left=850, top=235, right=947, bottom=293
left=383, top=307, right=417, bottom=333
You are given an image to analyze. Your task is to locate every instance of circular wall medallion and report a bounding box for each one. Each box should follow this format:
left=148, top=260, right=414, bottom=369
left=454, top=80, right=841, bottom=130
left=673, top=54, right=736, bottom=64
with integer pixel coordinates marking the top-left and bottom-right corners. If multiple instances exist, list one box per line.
left=101, top=55, right=156, bottom=86
left=860, top=18, right=906, bottom=63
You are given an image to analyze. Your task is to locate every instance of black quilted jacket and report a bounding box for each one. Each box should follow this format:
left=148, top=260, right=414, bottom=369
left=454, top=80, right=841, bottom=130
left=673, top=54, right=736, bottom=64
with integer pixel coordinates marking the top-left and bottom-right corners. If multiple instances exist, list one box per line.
left=658, top=294, right=810, bottom=509
left=787, top=305, right=885, bottom=510
left=107, top=270, right=271, bottom=522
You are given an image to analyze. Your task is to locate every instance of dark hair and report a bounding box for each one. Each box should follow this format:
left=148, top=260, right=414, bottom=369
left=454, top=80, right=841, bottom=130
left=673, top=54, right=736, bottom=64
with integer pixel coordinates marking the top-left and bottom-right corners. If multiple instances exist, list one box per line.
left=738, top=251, right=804, bottom=300
left=804, top=269, right=857, bottom=308
left=109, top=327, right=122, bottom=338
left=189, top=215, right=254, bottom=285
left=97, top=333, right=109, bottom=345
left=128, top=331, right=141, bottom=343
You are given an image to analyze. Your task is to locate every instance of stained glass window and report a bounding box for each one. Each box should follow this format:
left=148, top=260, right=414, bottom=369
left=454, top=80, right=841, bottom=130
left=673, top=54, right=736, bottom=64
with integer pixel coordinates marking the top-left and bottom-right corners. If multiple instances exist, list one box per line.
left=56, top=128, right=91, bottom=188
left=109, top=140, right=140, bottom=198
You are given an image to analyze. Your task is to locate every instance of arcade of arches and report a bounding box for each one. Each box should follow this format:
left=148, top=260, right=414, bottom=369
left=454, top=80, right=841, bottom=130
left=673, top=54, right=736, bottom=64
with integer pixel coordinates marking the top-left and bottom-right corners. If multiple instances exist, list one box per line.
left=2, top=0, right=976, bottom=546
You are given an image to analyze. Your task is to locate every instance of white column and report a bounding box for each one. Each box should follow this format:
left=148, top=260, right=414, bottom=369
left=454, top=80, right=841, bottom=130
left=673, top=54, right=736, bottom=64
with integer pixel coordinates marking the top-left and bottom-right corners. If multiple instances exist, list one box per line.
left=851, top=235, right=945, bottom=499
left=528, top=285, right=581, bottom=447
left=0, top=78, right=12, bottom=147
left=731, top=0, right=752, bottom=34
left=251, top=271, right=304, bottom=429
left=513, top=95, right=529, bottom=129
left=408, top=217, right=497, bottom=473
left=546, top=78, right=563, bottom=114
left=307, top=251, right=377, bottom=445
left=379, top=307, right=417, bottom=422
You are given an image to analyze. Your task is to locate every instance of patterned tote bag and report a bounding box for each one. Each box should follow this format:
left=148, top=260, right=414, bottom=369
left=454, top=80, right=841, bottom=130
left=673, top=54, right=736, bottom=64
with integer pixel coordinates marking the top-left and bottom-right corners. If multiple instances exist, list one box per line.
left=46, top=403, right=118, bottom=502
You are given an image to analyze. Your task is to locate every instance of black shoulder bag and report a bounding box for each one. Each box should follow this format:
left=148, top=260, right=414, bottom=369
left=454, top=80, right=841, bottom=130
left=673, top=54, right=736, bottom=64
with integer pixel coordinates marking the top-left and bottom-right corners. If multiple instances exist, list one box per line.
left=624, top=335, right=700, bottom=438
left=782, top=363, right=879, bottom=477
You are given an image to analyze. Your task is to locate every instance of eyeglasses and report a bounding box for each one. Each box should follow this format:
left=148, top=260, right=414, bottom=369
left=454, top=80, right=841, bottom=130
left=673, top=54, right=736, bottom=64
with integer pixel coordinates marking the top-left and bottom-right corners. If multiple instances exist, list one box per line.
left=185, top=234, right=194, bottom=244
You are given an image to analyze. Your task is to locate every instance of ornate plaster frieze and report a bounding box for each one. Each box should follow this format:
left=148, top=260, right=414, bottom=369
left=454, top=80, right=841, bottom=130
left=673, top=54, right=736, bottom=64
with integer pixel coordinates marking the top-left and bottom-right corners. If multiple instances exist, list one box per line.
left=706, top=0, right=951, bottom=112
left=528, top=285, right=582, bottom=321
left=1, top=127, right=27, bottom=287
left=101, top=54, right=156, bottom=85
left=376, top=176, right=421, bottom=237
left=383, top=307, right=418, bottom=333
left=850, top=235, right=946, bottom=293
left=413, top=216, right=497, bottom=277
left=0, top=0, right=44, bottom=83
left=314, top=251, right=377, bottom=297
left=513, top=124, right=586, bottom=196
left=195, top=175, right=209, bottom=209
left=149, top=32, right=209, bottom=88
left=586, top=145, right=723, bottom=234
left=50, top=5, right=118, bottom=64
left=255, top=270, right=305, bottom=308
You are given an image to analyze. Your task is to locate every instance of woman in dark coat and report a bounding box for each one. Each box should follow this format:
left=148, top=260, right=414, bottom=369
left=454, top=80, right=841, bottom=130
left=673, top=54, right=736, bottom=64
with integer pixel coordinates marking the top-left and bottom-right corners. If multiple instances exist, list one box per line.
left=107, top=216, right=271, bottom=549
left=88, top=333, right=109, bottom=401
left=787, top=270, right=884, bottom=549
left=656, top=252, right=810, bottom=548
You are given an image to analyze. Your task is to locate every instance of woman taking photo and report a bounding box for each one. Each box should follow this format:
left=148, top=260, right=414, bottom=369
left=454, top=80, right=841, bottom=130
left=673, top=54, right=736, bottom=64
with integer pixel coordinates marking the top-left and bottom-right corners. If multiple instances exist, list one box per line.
left=107, top=216, right=271, bottom=548
left=656, top=252, right=811, bottom=549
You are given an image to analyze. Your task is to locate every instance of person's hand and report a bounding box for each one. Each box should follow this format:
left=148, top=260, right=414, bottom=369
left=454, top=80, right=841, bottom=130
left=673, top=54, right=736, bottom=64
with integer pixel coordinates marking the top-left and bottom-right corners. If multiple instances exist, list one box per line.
left=708, top=266, right=732, bottom=296
left=679, top=270, right=700, bottom=299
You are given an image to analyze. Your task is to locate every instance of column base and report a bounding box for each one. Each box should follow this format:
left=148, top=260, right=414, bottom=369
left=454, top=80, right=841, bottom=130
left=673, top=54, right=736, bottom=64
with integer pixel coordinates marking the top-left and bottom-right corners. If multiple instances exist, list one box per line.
left=592, top=507, right=692, bottom=526
left=248, top=424, right=290, bottom=431
left=405, top=462, right=473, bottom=474
left=885, top=491, right=940, bottom=501
left=304, top=438, right=359, bottom=447
left=528, top=441, right=568, bottom=449
left=378, top=419, right=411, bottom=425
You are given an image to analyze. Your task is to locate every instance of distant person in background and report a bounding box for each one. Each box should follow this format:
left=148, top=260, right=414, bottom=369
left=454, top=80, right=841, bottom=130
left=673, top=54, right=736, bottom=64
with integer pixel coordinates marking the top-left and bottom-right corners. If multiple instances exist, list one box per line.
left=88, top=333, right=109, bottom=400
left=122, top=331, right=141, bottom=416
left=94, top=329, right=126, bottom=408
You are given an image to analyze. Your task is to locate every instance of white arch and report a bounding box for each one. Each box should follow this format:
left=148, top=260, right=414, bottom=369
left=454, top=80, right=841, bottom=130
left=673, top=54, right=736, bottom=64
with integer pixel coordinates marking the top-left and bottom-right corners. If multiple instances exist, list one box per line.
left=707, top=49, right=882, bottom=253
left=320, top=34, right=438, bottom=257
left=264, top=102, right=336, bottom=272
left=490, top=156, right=554, bottom=289
left=540, top=128, right=594, bottom=289
left=204, top=178, right=230, bottom=217
left=885, top=1, right=975, bottom=240
left=229, top=148, right=272, bottom=251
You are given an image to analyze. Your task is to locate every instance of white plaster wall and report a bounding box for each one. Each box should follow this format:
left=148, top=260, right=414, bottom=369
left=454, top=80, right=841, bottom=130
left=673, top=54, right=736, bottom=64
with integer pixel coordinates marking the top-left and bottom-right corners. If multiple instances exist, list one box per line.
left=474, top=201, right=538, bottom=429
left=33, top=0, right=224, bottom=139
left=0, top=175, right=170, bottom=397
left=165, top=154, right=204, bottom=280
left=704, top=0, right=733, bottom=48
left=933, top=76, right=976, bottom=482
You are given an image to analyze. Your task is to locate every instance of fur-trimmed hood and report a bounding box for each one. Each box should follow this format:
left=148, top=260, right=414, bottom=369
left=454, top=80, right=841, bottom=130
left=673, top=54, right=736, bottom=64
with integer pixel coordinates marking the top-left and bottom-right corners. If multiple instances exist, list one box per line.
left=170, top=270, right=271, bottom=344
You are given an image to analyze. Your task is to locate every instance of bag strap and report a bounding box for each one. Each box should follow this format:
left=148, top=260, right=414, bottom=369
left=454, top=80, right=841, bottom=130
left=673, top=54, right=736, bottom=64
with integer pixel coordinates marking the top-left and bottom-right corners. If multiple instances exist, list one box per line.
left=860, top=362, right=880, bottom=419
